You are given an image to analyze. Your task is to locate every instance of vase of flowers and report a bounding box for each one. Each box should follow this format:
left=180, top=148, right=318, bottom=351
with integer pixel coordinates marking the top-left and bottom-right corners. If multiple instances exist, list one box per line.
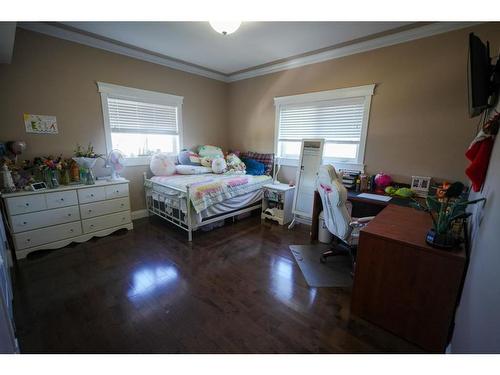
left=32, top=155, right=64, bottom=189
left=411, top=181, right=485, bottom=250
left=58, top=158, right=73, bottom=185
left=72, top=143, right=103, bottom=185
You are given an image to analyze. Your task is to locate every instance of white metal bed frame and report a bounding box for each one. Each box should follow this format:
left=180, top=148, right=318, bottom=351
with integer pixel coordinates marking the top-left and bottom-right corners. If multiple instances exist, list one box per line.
left=143, top=172, right=263, bottom=241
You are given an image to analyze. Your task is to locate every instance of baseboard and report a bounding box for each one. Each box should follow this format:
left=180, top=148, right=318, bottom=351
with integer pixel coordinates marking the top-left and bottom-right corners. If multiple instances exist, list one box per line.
left=131, top=209, right=149, bottom=220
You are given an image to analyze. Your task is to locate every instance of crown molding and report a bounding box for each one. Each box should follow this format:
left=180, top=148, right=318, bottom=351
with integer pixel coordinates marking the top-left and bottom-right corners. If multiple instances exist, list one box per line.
left=18, top=22, right=229, bottom=82
left=18, top=22, right=480, bottom=84
left=227, top=22, right=480, bottom=82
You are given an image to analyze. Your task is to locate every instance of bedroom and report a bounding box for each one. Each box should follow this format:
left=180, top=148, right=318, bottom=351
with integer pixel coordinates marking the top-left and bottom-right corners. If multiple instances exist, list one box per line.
left=1, top=0, right=500, bottom=372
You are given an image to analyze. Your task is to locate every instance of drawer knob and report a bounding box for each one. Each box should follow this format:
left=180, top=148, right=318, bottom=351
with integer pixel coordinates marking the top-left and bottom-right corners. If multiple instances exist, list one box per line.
left=70, top=229, right=74, bottom=232
left=25, top=203, right=30, bottom=206
left=88, top=209, right=92, bottom=213
left=68, top=213, right=72, bottom=216
left=90, top=194, right=94, bottom=197
left=23, top=221, right=27, bottom=225
left=116, top=190, right=119, bottom=193
left=90, top=224, right=94, bottom=227
left=60, top=198, right=64, bottom=201
left=26, top=239, right=31, bottom=242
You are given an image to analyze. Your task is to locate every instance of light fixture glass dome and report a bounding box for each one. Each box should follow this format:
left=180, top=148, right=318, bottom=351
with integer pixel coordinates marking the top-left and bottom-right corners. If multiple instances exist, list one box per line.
left=209, top=21, right=241, bottom=35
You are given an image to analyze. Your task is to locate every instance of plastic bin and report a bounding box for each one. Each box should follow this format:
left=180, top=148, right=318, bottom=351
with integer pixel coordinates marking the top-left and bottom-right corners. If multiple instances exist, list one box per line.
left=318, top=211, right=333, bottom=244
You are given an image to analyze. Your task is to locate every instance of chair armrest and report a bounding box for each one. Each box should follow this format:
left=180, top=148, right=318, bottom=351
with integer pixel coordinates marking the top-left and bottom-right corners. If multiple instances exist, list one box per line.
left=357, top=216, right=375, bottom=223
left=350, top=216, right=375, bottom=227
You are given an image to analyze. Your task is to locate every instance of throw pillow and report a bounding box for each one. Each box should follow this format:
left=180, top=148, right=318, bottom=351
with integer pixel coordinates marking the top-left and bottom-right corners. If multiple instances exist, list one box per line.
left=150, top=153, right=176, bottom=176
left=242, top=158, right=265, bottom=176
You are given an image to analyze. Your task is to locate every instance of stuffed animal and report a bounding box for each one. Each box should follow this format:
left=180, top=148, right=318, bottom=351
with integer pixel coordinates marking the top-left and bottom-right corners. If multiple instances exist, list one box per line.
left=200, top=156, right=213, bottom=168
left=385, top=186, right=414, bottom=198
left=178, top=149, right=201, bottom=165
left=150, top=153, right=176, bottom=176
left=198, top=145, right=224, bottom=159
left=212, top=157, right=227, bottom=174
left=226, top=153, right=246, bottom=174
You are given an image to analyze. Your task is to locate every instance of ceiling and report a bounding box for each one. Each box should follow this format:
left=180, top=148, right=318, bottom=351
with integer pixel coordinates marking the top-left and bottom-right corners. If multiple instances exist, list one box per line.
left=61, top=22, right=412, bottom=75
left=18, top=21, right=477, bottom=81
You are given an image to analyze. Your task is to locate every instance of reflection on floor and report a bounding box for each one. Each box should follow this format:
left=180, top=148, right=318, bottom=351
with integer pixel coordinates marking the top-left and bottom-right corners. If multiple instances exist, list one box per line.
left=12, top=214, right=422, bottom=353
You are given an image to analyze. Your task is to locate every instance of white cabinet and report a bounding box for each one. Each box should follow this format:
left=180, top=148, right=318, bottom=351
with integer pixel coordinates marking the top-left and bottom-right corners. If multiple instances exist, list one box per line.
left=261, top=183, right=295, bottom=226
left=1, top=180, right=133, bottom=259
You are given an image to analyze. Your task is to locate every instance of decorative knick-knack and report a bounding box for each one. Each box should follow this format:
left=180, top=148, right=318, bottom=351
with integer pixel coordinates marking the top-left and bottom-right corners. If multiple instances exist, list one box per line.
left=70, top=160, right=80, bottom=183
left=0, top=164, right=16, bottom=192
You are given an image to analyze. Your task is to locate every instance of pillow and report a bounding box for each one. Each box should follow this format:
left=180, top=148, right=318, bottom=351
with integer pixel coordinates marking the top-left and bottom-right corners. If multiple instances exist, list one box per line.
left=198, top=145, right=224, bottom=159
left=200, top=156, right=213, bottom=168
left=240, top=151, right=274, bottom=176
left=178, top=149, right=201, bottom=165
left=212, top=158, right=227, bottom=174
left=242, top=158, right=265, bottom=176
left=150, top=153, right=176, bottom=176
left=175, top=165, right=212, bottom=175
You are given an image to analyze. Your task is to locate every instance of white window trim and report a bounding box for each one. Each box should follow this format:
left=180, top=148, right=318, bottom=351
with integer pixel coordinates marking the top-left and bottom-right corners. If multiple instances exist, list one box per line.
left=97, top=82, right=184, bottom=166
left=273, top=84, right=375, bottom=172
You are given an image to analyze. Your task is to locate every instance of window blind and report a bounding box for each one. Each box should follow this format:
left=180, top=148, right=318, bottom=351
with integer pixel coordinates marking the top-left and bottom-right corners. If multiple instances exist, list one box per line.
left=278, top=97, right=365, bottom=143
left=107, top=97, right=179, bottom=135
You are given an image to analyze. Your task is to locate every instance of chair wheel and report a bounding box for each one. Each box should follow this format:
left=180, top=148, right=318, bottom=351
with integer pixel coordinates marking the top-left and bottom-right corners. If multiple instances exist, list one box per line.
left=320, top=255, right=327, bottom=263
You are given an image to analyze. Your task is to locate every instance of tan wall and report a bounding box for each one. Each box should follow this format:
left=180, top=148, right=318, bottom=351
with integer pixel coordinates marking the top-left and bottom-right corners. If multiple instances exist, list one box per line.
left=2, top=24, right=500, bottom=213
left=228, top=22, right=500, bottom=184
left=0, top=29, right=228, bottom=211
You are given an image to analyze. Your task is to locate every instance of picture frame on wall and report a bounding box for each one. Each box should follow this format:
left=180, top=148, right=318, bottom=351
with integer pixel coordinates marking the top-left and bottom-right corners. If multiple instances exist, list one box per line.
left=411, top=175, right=432, bottom=197
left=24, top=114, right=58, bottom=134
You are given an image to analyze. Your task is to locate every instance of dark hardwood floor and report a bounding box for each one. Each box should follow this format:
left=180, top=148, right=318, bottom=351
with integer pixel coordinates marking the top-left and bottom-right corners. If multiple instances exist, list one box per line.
left=11, top=214, right=422, bottom=353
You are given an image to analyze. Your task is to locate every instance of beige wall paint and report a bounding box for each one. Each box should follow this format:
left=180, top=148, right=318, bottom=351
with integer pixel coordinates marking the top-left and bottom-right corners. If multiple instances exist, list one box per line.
left=0, top=29, right=228, bottom=211
left=228, top=22, right=500, bottom=184
left=2, top=24, right=500, bottom=212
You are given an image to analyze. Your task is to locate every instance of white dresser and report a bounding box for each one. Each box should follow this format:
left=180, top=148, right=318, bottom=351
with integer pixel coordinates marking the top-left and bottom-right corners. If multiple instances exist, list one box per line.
left=1, top=180, right=133, bottom=259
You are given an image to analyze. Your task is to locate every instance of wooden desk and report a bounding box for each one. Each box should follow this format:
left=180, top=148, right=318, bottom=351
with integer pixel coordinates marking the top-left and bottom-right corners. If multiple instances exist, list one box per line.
left=351, top=205, right=466, bottom=352
left=310, top=190, right=415, bottom=241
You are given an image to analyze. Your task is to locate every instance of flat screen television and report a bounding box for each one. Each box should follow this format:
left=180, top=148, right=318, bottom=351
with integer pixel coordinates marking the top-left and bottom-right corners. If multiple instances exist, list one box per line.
left=468, top=33, right=494, bottom=118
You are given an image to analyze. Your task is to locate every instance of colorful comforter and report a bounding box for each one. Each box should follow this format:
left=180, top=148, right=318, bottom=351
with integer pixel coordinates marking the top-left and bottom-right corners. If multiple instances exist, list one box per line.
left=145, top=173, right=272, bottom=213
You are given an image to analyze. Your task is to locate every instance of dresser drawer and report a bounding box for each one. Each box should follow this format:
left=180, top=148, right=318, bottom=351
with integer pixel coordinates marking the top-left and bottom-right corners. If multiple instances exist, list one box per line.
left=11, top=205, right=80, bottom=233
left=82, top=211, right=131, bottom=234
left=45, top=190, right=78, bottom=209
left=5, top=194, right=47, bottom=216
left=80, top=197, right=130, bottom=219
left=105, top=183, right=129, bottom=199
left=78, top=186, right=106, bottom=204
left=13, top=221, right=82, bottom=250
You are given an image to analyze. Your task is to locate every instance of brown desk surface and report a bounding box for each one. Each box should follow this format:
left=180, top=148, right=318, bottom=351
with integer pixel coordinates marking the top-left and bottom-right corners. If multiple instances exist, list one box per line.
left=352, top=204, right=466, bottom=352
left=361, top=205, right=466, bottom=261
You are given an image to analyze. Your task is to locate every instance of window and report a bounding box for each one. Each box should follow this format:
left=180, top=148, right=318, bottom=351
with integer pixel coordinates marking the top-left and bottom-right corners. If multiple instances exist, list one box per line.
left=98, top=82, right=183, bottom=166
left=274, top=84, right=374, bottom=171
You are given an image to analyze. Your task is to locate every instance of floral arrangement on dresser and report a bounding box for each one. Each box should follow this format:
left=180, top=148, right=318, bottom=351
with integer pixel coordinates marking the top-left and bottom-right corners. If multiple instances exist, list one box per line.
left=0, top=142, right=105, bottom=193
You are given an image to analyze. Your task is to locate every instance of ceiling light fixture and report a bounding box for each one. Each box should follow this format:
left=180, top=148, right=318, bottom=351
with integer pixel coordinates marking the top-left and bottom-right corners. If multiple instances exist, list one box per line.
left=209, top=21, right=241, bottom=36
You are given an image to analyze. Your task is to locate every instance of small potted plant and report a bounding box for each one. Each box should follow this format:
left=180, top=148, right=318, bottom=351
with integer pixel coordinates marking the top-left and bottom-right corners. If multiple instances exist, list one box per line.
left=73, top=143, right=104, bottom=185
left=411, top=181, right=485, bottom=249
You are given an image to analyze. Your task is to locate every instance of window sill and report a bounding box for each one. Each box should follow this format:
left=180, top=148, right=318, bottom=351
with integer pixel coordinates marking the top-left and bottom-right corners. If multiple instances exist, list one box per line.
left=123, top=156, right=151, bottom=167
left=277, top=157, right=364, bottom=172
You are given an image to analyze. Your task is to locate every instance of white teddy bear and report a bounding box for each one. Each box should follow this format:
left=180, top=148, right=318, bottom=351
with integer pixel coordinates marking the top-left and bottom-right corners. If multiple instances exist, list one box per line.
left=211, top=157, right=227, bottom=174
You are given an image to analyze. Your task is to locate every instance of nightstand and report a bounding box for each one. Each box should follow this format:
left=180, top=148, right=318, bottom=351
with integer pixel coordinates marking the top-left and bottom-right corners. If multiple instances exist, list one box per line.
left=261, top=183, right=295, bottom=225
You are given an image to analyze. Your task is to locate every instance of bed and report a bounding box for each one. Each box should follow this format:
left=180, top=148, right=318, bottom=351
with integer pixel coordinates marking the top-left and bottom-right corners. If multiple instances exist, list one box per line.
left=143, top=172, right=272, bottom=240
